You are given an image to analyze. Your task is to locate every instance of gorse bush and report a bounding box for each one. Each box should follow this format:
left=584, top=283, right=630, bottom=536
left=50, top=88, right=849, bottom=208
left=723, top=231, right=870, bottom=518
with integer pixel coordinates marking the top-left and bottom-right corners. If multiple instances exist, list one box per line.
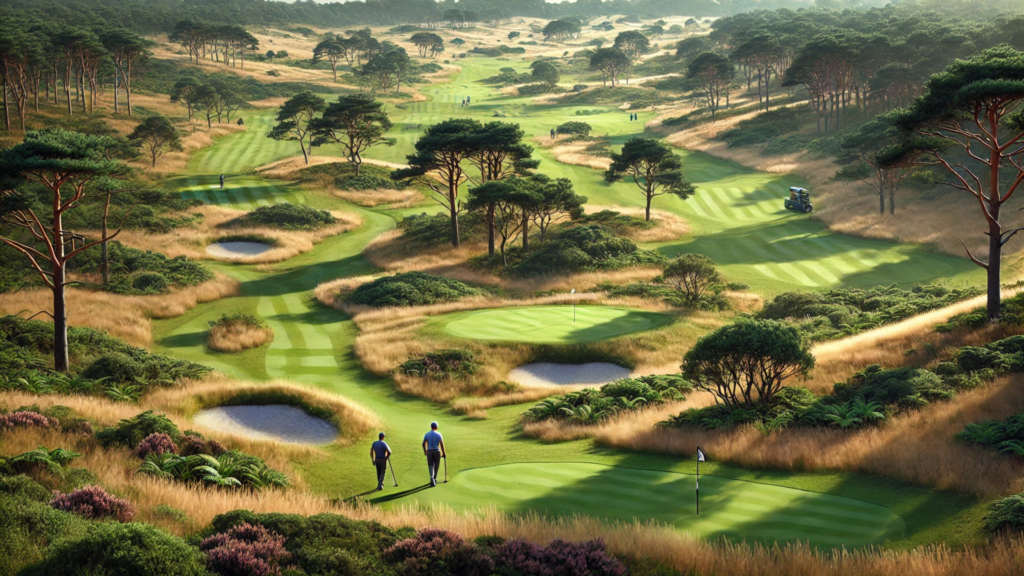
left=49, top=486, right=136, bottom=522
left=760, top=284, right=983, bottom=342
left=238, top=204, right=335, bottom=230
left=209, top=314, right=268, bottom=330
left=984, top=494, right=1024, bottom=534
left=348, top=272, right=480, bottom=307
left=504, top=225, right=666, bottom=277
left=75, top=242, right=214, bottom=295
left=400, top=349, right=478, bottom=379
left=523, top=375, right=691, bottom=424
left=0, top=487, right=91, bottom=576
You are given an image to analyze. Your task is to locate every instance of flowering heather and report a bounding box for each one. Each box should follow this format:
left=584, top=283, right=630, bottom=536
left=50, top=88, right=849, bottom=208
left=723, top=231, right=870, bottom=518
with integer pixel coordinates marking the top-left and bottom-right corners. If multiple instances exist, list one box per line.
left=0, top=411, right=57, bottom=429
left=386, top=528, right=494, bottom=576
left=495, top=538, right=626, bottom=576
left=200, top=522, right=294, bottom=576
left=49, top=485, right=136, bottom=522
left=180, top=434, right=227, bottom=456
left=136, top=432, right=179, bottom=459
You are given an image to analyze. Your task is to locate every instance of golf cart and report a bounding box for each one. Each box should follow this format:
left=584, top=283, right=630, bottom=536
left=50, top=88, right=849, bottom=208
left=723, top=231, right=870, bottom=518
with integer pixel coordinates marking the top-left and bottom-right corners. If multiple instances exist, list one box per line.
left=784, top=187, right=813, bottom=213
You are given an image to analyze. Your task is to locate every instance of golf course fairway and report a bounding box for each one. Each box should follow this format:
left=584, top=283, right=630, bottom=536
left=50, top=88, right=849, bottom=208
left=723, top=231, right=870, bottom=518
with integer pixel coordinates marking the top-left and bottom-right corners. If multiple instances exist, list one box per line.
left=401, top=463, right=906, bottom=548
left=439, top=305, right=674, bottom=343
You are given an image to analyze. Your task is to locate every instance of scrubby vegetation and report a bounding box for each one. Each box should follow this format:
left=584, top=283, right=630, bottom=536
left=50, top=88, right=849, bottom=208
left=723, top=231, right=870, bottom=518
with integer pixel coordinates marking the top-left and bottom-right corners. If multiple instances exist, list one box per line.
left=398, top=212, right=486, bottom=248
left=300, top=162, right=407, bottom=191
left=400, top=349, right=478, bottom=379
left=938, top=291, right=1024, bottom=332
left=349, top=273, right=481, bottom=308
left=493, top=225, right=666, bottom=278
left=761, top=285, right=983, bottom=342
left=236, top=204, right=335, bottom=230
left=206, top=313, right=274, bottom=353
left=523, top=375, right=692, bottom=424
left=74, top=242, right=214, bottom=295
left=0, top=317, right=210, bottom=400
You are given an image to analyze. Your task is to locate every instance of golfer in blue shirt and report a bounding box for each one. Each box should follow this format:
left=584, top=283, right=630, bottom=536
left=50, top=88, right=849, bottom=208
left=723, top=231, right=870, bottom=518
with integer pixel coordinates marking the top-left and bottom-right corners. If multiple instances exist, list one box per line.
left=370, top=432, right=391, bottom=491
left=422, top=422, right=446, bottom=487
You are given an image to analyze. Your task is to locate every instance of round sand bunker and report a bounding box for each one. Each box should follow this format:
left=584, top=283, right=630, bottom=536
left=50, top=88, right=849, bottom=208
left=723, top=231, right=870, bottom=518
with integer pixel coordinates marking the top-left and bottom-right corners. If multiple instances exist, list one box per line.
left=193, top=404, right=336, bottom=445
left=206, top=241, right=273, bottom=259
left=508, top=362, right=631, bottom=387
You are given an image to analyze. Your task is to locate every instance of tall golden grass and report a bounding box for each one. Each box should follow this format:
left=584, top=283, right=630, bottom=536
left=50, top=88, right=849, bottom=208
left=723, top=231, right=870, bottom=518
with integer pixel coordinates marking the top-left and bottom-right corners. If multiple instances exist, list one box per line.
left=110, top=204, right=362, bottom=265
left=584, top=204, right=691, bottom=243
left=207, top=322, right=275, bottom=352
left=254, top=155, right=422, bottom=207
left=0, top=275, right=239, bottom=347
left=535, top=135, right=612, bottom=170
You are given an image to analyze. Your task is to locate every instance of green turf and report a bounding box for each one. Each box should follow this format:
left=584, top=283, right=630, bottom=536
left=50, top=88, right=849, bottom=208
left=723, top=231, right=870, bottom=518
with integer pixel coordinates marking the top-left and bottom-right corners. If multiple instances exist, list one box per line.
left=402, top=462, right=906, bottom=548
left=148, top=53, right=995, bottom=550
left=438, top=305, right=673, bottom=343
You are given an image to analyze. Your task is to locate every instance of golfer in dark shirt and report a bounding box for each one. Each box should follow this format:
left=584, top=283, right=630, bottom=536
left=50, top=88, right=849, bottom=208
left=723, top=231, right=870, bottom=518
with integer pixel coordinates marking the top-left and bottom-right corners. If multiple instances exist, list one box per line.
left=370, top=432, right=391, bottom=491
left=422, top=422, right=445, bottom=487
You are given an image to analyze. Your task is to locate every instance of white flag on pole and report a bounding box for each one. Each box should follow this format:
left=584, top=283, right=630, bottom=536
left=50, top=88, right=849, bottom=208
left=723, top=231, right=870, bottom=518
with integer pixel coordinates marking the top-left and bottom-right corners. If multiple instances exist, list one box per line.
left=697, top=447, right=705, bottom=462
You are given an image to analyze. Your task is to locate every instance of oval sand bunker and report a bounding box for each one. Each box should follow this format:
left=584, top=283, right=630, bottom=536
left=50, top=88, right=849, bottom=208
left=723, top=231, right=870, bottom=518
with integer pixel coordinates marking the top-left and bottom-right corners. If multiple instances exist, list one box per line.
left=206, top=241, right=273, bottom=259
left=193, top=404, right=336, bottom=445
left=509, top=362, right=630, bottom=387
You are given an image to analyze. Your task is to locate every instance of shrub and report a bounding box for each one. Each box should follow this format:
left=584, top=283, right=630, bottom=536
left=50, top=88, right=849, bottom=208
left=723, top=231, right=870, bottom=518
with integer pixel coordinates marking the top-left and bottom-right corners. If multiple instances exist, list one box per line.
left=136, top=433, right=179, bottom=459
left=556, top=121, right=592, bottom=137
left=79, top=353, right=143, bottom=384
left=179, top=434, right=227, bottom=457
left=132, top=272, right=169, bottom=293
left=337, top=173, right=404, bottom=191
left=96, top=411, right=181, bottom=448
left=200, top=522, right=294, bottom=576
left=240, top=204, right=335, bottom=230
left=19, top=522, right=209, bottom=576
left=523, top=375, right=691, bottom=423
left=494, top=538, right=625, bottom=576
left=400, top=349, right=478, bottom=378
left=985, top=494, right=1024, bottom=534
left=75, top=242, right=213, bottom=295
left=506, top=225, right=666, bottom=277
left=137, top=451, right=288, bottom=490
left=209, top=314, right=268, bottom=330
left=663, top=254, right=722, bottom=306
left=49, top=486, right=136, bottom=522
left=385, top=529, right=493, bottom=576
left=0, top=475, right=52, bottom=503
left=0, top=411, right=57, bottom=430
left=0, top=491, right=91, bottom=576
left=349, top=272, right=480, bottom=307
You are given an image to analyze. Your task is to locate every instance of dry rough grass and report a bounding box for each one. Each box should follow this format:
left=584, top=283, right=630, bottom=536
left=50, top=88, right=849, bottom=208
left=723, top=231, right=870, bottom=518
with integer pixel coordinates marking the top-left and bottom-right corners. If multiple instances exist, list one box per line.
left=584, top=204, right=691, bottom=243
left=255, top=155, right=423, bottom=207
left=0, top=275, right=239, bottom=348
left=110, top=204, right=362, bottom=265
left=207, top=322, right=275, bottom=352
left=534, top=135, right=611, bottom=170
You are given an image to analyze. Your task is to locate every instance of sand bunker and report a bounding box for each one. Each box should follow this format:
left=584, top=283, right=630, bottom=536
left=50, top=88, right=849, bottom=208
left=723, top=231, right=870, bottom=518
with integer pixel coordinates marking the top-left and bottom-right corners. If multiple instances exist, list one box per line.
left=206, top=241, right=273, bottom=259
left=508, top=362, right=631, bottom=387
left=193, top=404, right=337, bottom=445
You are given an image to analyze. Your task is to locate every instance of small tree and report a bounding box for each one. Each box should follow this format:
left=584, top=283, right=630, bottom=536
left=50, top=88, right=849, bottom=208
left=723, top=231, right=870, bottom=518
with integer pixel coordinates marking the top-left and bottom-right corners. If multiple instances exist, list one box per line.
left=687, top=52, right=734, bottom=121
left=838, top=117, right=934, bottom=215
left=392, top=118, right=481, bottom=247
left=508, top=31, right=520, bottom=41
left=0, top=131, right=131, bottom=373
left=128, top=116, right=182, bottom=167
left=410, top=32, right=444, bottom=57
left=604, top=138, right=696, bottom=221
left=312, top=37, right=345, bottom=82
left=613, top=30, right=650, bottom=60
left=663, top=253, right=721, bottom=305
left=530, top=61, right=560, bottom=85
left=589, top=48, right=631, bottom=87
left=265, top=50, right=276, bottom=60
left=682, top=320, right=814, bottom=409
left=530, top=176, right=586, bottom=244
left=170, top=77, right=200, bottom=122
left=268, top=91, right=326, bottom=165
left=555, top=121, right=591, bottom=137
left=192, top=84, right=220, bottom=128
left=886, top=45, right=1024, bottom=321
left=467, top=179, right=538, bottom=265
left=99, top=28, right=152, bottom=116
left=310, top=94, right=395, bottom=176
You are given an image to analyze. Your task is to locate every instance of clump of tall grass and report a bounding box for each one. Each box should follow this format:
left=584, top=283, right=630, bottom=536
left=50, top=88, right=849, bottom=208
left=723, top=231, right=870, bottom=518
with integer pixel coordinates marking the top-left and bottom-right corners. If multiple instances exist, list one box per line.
left=207, top=313, right=274, bottom=353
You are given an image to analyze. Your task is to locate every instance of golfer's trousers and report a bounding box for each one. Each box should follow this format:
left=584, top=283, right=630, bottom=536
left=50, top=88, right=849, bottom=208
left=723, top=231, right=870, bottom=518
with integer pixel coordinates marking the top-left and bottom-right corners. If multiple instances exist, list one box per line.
left=375, top=458, right=387, bottom=488
left=426, top=450, right=441, bottom=482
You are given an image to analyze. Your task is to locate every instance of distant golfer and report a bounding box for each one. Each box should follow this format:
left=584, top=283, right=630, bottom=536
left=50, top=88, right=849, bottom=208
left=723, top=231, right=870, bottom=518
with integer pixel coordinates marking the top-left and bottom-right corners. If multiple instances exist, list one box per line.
left=422, top=422, right=446, bottom=487
left=219, top=174, right=225, bottom=189
left=370, top=432, right=391, bottom=491
left=550, top=128, right=556, bottom=139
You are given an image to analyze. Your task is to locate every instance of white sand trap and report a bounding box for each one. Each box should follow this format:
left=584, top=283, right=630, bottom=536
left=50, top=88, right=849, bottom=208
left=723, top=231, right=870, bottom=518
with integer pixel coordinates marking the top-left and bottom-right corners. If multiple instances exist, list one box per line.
left=206, top=241, right=273, bottom=259
left=193, top=404, right=337, bottom=445
left=508, top=362, right=631, bottom=387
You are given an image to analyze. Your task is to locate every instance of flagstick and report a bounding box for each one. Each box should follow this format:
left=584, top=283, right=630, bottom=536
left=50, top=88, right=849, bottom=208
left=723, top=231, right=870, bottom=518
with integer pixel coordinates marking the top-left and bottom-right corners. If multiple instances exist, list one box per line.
left=696, top=454, right=700, bottom=516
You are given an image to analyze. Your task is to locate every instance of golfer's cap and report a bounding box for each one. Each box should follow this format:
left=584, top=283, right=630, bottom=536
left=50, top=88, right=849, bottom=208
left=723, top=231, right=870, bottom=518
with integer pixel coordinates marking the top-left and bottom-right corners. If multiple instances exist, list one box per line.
left=430, top=421, right=438, bottom=429
left=379, top=432, right=385, bottom=439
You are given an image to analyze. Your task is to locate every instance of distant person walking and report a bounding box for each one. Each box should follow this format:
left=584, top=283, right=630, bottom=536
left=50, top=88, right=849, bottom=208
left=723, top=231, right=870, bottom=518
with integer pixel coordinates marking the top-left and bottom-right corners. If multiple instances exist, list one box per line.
left=370, top=432, right=391, bottom=491
left=219, top=174, right=225, bottom=189
left=422, top=421, right=446, bottom=487
left=550, top=128, right=556, bottom=139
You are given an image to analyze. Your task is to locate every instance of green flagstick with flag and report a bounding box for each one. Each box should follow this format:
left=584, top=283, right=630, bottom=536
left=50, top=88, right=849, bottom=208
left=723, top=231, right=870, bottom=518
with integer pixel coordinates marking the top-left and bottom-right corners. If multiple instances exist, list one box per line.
left=571, top=289, right=576, bottom=323
left=696, top=446, right=705, bottom=515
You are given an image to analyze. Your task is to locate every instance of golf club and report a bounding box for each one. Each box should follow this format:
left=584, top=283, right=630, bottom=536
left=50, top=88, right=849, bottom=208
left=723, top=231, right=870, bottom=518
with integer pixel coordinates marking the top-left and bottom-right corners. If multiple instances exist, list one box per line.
left=443, top=455, right=448, bottom=483
left=387, top=456, right=398, bottom=487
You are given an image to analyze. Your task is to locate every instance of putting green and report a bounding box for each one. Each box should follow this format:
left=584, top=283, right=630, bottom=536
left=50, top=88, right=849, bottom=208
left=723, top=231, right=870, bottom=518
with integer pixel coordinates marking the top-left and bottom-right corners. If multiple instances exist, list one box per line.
left=404, top=462, right=906, bottom=548
left=439, top=305, right=673, bottom=343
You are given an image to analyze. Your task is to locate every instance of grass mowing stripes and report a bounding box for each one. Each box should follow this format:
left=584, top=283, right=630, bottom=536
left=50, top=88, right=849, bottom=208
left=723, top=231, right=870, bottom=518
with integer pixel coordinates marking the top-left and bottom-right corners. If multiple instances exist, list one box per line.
left=404, top=462, right=906, bottom=548
left=437, top=306, right=675, bottom=344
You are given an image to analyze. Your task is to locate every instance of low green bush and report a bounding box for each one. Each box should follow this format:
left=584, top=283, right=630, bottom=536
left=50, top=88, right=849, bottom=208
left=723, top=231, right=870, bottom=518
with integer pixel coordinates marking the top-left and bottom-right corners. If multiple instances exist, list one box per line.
left=96, top=411, right=181, bottom=448
left=0, top=491, right=91, bottom=576
left=398, top=212, right=486, bottom=248
left=517, top=83, right=565, bottom=95
left=502, top=225, right=666, bottom=278
left=18, top=522, right=210, bottom=576
left=985, top=494, right=1024, bottom=534
left=761, top=284, right=982, bottom=342
left=137, top=450, right=288, bottom=490
left=74, top=242, right=213, bottom=295
left=399, top=349, right=478, bottom=379
left=348, top=272, right=480, bottom=307
left=208, top=313, right=268, bottom=330
left=938, top=291, right=1024, bottom=332
left=555, top=121, right=592, bottom=137
left=523, top=375, right=691, bottom=424
left=239, top=203, right=335, bottom=230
